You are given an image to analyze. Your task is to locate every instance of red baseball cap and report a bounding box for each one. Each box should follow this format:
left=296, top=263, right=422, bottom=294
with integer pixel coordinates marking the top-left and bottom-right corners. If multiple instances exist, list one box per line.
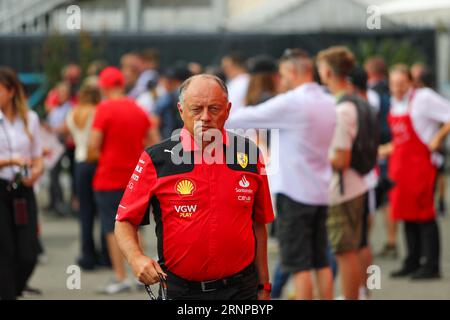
left=98, top=66, right=125, bottom=89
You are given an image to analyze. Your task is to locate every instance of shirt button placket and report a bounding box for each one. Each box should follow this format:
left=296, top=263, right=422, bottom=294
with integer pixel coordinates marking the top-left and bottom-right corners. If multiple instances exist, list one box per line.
left=207, top=162, right=219, bottom=273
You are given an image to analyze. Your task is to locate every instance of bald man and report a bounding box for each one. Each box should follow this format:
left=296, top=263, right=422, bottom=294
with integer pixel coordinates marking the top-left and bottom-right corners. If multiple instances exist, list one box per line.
left=115, top=75, right=275, bottom=300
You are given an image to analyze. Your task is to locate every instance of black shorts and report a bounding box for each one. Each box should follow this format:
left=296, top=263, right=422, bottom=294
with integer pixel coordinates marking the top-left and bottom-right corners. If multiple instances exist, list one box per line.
left=95, top=190, right=124, bottom=235
left=276, top=194, right=329, bottom=274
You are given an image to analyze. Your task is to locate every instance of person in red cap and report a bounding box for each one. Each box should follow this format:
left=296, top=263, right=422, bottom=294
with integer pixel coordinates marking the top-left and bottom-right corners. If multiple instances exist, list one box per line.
left=90, top=66, right=155, bottom=294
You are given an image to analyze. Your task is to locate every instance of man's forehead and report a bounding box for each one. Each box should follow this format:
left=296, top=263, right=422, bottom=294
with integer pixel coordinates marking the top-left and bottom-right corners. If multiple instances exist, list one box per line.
left=184, top=78, right=226, bottom=100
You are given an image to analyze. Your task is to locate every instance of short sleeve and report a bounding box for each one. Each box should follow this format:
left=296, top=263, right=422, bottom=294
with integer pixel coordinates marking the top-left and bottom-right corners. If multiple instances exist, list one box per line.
left=116, top=151, right=157, bottom=226
left=252, top=152, right=275, bottom=224
left=331, top=102, right=357, bottom=151
left=29, top=111, right=43, bottom=158
left=418, top=89, right=450, bottom=123
left=92, top=103, right=108, bottom=132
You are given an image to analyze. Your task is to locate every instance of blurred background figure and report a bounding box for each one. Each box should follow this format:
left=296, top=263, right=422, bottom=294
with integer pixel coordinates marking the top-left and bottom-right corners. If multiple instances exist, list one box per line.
left=410, top=62, right=427, bottom=89
left=227, top=48, right=336, bottom=300
left=0, top=67, right=44, bottom=299
left=84, top=60, right=108, bottom=87
left=364, top=56, right=397, bottom=260
left=221, top=52, right=250, bottom=114
left=385, top=64, right=450, bottom=280
left=122, top=49, right=160, bottom=100
left=245, top=55, right=279, bottom=105
left=45, top=81, right=73, bottom=217
left=155, top=63, right=192, bottom=140
left=66, top=84, right=110, bottom=271
left=120, top=52, right=142, bottom=98
left=188, top=62, right=203, bottom=76
left=136, top=78, right=159, bottom=117
left=89, top=67, right=153, bottom=294
left=410, top=63, right=446, bottom=216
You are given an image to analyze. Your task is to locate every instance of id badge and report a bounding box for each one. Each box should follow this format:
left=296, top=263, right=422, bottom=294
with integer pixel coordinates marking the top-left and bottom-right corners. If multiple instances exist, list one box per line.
left=13, top=198, right=29, bottom=226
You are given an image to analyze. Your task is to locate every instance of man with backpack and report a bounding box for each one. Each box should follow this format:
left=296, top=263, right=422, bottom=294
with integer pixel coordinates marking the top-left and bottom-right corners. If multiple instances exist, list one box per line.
left=317, top=46, right=379, bottom=300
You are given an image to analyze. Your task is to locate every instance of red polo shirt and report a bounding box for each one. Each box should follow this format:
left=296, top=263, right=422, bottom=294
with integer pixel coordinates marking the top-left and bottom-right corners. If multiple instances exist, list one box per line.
left=116, top=128, right=274, bottom=281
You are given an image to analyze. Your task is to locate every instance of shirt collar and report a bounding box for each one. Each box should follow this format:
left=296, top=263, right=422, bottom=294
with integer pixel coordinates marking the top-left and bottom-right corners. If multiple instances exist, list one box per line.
left=180, top=127, right=230, bottom=152
left=334, top=90, right=347, bottom=102
left=392, top=88, right=414, bottom=105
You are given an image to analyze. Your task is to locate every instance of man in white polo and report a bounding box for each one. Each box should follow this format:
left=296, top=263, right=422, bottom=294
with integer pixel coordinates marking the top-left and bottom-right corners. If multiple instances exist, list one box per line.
left=227, top=48, right=336, bottom=300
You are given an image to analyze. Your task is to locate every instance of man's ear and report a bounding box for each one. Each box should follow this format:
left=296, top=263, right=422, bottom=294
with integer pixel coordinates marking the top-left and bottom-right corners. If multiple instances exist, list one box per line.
left=177, top=102, right=183, bottom=115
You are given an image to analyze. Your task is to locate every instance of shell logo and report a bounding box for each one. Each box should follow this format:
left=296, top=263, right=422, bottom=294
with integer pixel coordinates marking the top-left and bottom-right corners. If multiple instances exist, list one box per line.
left=175, top=179, right=196, bottom=196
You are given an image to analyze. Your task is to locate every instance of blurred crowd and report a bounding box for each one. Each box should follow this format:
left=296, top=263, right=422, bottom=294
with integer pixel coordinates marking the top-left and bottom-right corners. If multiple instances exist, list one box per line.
left=1, top=45, right=450, bottom=300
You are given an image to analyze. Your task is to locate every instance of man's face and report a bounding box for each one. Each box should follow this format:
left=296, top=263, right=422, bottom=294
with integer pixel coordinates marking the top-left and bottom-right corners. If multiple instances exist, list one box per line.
left=178, top=78, right=231, bottom=142
left=410, top=64, right=424, bottom=85
left=389, top=71, right=412, bottom=100
left=121, top=55, right=140, bottom=88
left=279, top=61, right=296, bottom=92
left=317, top=60, right=332, bottom=87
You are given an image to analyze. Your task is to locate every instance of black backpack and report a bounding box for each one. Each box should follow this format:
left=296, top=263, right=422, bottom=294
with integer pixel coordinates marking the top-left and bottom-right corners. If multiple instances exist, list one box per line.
left=338, top=94, right=380, bottom=175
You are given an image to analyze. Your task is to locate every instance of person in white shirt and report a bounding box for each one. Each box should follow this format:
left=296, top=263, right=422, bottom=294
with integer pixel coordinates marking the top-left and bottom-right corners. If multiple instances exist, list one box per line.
left=381, top=64, right=450, bottom=280
left=227, top=48, right=336, bottom=300
left=317, top=46, right=368, bottom=300
left=222, top=52, right=250, bottom=115
left=0, top=67, right=43, bottom=300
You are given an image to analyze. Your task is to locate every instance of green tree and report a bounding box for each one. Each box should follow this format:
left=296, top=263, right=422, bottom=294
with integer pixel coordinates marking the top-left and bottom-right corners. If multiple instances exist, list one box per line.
left=350, top=38, right=427, bottom=68
left=42, top=31, right=69, bottom=88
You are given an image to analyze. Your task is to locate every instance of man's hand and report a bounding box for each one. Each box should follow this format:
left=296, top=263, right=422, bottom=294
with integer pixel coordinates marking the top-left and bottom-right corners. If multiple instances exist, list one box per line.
left=258, top=290, right=271, bottom=300
left=131, top=254, right=167, bottom=285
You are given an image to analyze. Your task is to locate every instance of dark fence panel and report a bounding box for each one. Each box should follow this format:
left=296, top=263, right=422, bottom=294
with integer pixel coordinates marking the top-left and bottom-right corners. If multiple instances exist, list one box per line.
left=0, top=29, right=436, bottom=73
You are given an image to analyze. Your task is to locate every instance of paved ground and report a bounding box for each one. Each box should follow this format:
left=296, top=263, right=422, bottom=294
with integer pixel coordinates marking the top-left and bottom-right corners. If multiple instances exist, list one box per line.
left=23, top=175, right=450, bottom=300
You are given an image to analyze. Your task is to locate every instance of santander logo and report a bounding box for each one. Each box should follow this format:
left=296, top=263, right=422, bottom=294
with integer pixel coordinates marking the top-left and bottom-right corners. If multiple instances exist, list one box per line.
left=239, top=175, right=250, bottom=188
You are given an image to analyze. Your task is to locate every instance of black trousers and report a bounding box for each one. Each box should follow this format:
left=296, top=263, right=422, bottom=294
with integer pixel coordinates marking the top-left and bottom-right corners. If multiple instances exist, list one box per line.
left=49, top=153, right=64, bottom=209
left=75, top=161, right=109, bottom=266
left=0, top=181, right=39, bottom=300
left=402, top=220, right=440, bottom=272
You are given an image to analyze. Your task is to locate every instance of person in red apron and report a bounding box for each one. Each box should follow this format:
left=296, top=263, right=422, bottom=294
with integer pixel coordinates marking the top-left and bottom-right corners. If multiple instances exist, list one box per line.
left=384, top=64, right=450, bottom=279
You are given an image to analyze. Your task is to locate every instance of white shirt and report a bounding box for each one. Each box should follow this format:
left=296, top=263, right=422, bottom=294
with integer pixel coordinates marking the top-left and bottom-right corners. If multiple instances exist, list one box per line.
left=226, top=83, right=337, bottom=205
left=66, top=110, right=94, bottom=162
left=227, top=73, right=250, bottom=116
left=391, top=88, right=450, bottom=145
left=364, top=90, right=381, bottom=189
left=329, top=101, right=368, bottom=205
left=367, top=89, right=380, bottom=112
left=0, top=110, right=42, bottom=181
left=136, top=92, right=156, bottom=116
left=128, top=69, right=159, bottom=99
